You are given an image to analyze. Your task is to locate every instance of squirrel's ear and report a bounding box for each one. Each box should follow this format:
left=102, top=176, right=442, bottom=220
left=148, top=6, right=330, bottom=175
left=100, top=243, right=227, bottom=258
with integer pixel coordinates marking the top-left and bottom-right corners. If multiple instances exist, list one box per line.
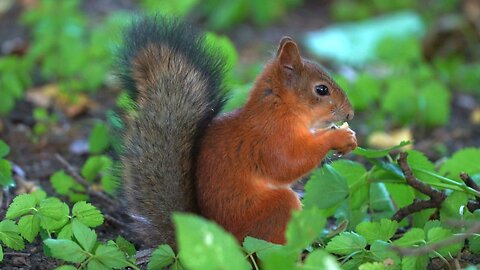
left=276, top=36, right=302, bottom=70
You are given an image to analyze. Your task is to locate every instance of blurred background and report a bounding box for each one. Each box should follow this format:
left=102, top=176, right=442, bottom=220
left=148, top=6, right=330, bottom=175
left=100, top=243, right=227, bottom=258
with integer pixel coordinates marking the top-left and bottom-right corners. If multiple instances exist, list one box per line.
left=0, top=0, right=479, bottom=187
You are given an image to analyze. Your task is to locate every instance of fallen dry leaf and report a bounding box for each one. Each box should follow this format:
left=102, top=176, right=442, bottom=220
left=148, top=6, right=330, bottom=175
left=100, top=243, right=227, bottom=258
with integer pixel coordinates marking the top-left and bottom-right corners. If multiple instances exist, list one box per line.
left=368, top=128, right=413, bottom=150
left=471, top=107, right=480, bottom=124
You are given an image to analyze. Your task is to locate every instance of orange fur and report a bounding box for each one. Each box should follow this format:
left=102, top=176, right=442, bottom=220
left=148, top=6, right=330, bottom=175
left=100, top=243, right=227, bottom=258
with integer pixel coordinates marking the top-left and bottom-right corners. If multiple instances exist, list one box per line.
left=196, top=37, right=357, bottom=244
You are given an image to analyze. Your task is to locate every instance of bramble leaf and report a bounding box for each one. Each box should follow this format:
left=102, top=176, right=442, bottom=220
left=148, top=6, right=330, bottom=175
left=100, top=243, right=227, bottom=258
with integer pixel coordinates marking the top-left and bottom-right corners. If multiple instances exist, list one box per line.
left=72, top=201, right=104, bottom=227
left=44, top=239, right=87, bottom=263
left=147, top=244, right=175, bottom=270
left=325, top=232, right=367, bottom=255
left=6, top=194, right=36, bottom=219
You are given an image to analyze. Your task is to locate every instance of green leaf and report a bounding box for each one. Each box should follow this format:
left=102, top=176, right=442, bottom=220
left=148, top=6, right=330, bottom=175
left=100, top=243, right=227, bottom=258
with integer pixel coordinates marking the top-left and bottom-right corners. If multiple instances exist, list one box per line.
left=6, top=194, right=37, bottom=219
left=0, top=159, right=13, bottom=186
left=242, top=236, right=282, bottom=260
left=427, top=227, right=462, bottom=257
left=440, top=191, right=469, bottom=220
left=72, top=201, right=104, bottom=227
left=286, top=208, right=326, bottom=250
left=325, top=232, right=367, bottom=255
left=358, top=262, right=385, bottom=270
left=18, top=215, right=40, bottom=243
left=44, top=239, right=87, bottom=263
left=0, top=245, right=3, bottom=262
left=38, top=197, right=70, bottom=230
left=392, top=228, right=425, bottom=247
left=303, top=164, right=349, bottom=209
left=72, top=220, right=97, bottom=252
left=302, top=249, right=341, bottom=270
left=174, top=213, right=250, bottom=270
left=32, top=189, right=47, bottom=203
left=369, top=240, right=401, bottom=267
left=54, top=266, right=77, bottom=270
left=355, top=219, right=398, bottom=244
left=115, top=236, right=136, bottom=257
left=262, top=248, right=297, bottom=270
left=0, top=220, right=24, bottom=250
left=418, top=81, right=450, bottom=126
left=50, top=170, right=85, bottom=196
left=353, top=141, right=411, bottom=158
left=89, top=122, right=110, bottom=154
left=58, top=223, right=73, bottom=240
left=147, top=244, right=175, bottom=270
left=92, top=245, right=129, bottom=269
left=81, top=155, right=112, bottom=182
left=440, top=148, right=480, bottom=180
left=332, top=160, right=368, bottom=210
left=401, top=255, right=428, bottom=270
left=0, top=140, right=10, bottom=158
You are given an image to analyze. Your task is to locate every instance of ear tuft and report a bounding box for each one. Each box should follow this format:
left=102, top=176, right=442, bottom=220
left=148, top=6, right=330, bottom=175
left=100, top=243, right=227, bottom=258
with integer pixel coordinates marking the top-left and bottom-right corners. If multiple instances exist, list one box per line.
left=276, top=36, right=302, bottom=70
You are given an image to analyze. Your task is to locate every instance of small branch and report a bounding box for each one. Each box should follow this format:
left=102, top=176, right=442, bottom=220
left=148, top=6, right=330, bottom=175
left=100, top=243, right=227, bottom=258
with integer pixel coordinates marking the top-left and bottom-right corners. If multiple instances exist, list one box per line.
left=54, top=153, right=115, bottom=205
left=392, top=222, right=480, bottom=256
left=460, top=172, right=480, bottom=212
left=136, top=248, right=155, bottom=265
left=392, top=152, right=447, bottom=222
left=4, top=252, right=31, bottom=257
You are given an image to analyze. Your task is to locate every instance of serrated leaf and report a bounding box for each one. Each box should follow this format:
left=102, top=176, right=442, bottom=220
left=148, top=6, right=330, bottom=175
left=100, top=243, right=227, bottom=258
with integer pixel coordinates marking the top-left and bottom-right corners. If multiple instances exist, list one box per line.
left=72, top=220, right=97, bottom=252
left=243, top=237, right=282, bottom=260
left=18, top=215, right=40, bottom=243
left=332, top=160, right=368, bottom=210
left=262, top=248, right=297, bottom=270
left=87, top=259, right=111, bottom=270
left=93, top=245, right=129, bottom=269
left=440, top=148, right=480, bottom=180
left=38, top=198, right=70, bottom=230
left=440, top=191, right=469, bottom=220
left=0, top=140, right=10, bottom=158
left=44, top=239, right=87, bottom=263
left=174, top=213, right=250, bottom=270
left=72, top=201, right=104, bottom=227
left=286, top=208, right=326, bottom=250
left=148, top=244, right=175, bottom=270
left=353, top=141, right=410, bottom=158
left=303, top=164, right=349, bottom=209
left=392, top=228, right=424, bottom=247
left=355, top=219, right=398, bottom=244
left=325, top=232, right=367, bottom=255
left=32, top=189, right=47, bottom=203
left=0, top=220, right=24, bottom=250
left=6, top=194, right=37, bottom=219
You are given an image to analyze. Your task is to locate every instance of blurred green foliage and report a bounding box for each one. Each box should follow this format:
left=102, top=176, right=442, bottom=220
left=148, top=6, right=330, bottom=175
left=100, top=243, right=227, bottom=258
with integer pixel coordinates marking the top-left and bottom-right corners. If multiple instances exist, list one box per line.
left=336, top=37, right=452, bottom=128
left=140, top=0, right=302, bottom=30
left=21, top=0, right=128, bottom=94
left=0, top=56, right=32, bottom=115
left=330, top=0, right=457, bottom=22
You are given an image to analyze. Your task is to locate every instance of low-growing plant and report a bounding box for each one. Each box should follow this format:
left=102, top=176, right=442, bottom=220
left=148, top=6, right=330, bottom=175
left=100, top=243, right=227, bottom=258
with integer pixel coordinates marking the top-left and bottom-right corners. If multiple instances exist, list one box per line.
left=0, top=140, right=13, bottom=186
left=0, top=56, right=33, bottom=115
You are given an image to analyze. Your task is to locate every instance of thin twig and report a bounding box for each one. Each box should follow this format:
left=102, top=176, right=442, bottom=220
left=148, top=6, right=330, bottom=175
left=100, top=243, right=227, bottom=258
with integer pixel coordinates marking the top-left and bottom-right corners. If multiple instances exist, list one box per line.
left=54, top=153, right=115, bottom=205
left=136, top=248, right=155, bottom=265
left=392, top=222, right=480, bottom=256
left=392, top=152, right=447, bottom=221
left=4, top=252, right=31, bottom=257
left=460, top=172, right=480, bottom=212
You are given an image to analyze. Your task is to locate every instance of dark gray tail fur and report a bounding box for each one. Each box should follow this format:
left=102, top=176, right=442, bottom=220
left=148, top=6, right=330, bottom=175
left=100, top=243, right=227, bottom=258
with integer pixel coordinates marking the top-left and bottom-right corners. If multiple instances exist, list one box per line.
left=117, top=16, right=226, bottom=247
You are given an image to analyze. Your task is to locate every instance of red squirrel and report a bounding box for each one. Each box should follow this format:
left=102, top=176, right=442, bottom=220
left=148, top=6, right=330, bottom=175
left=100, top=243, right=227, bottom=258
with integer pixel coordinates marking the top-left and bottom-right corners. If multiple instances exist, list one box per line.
left=119, top=17, right=357, bottom=247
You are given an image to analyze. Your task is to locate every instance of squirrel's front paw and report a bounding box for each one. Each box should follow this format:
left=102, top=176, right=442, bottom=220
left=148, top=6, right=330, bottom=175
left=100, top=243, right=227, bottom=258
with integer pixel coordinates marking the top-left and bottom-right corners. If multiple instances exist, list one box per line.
left=329, top=126, right=357, bottom=155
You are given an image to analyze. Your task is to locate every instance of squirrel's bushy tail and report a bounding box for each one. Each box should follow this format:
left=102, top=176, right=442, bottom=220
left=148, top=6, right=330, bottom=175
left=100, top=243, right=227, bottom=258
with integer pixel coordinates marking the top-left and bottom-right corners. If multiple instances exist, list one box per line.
left=118, top=16, right=226, bottom=247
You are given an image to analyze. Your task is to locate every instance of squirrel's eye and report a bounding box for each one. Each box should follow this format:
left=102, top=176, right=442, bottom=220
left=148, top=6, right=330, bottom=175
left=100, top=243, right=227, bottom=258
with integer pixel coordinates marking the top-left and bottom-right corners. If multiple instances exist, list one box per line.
left=315, top=85, right=329, bottom=96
